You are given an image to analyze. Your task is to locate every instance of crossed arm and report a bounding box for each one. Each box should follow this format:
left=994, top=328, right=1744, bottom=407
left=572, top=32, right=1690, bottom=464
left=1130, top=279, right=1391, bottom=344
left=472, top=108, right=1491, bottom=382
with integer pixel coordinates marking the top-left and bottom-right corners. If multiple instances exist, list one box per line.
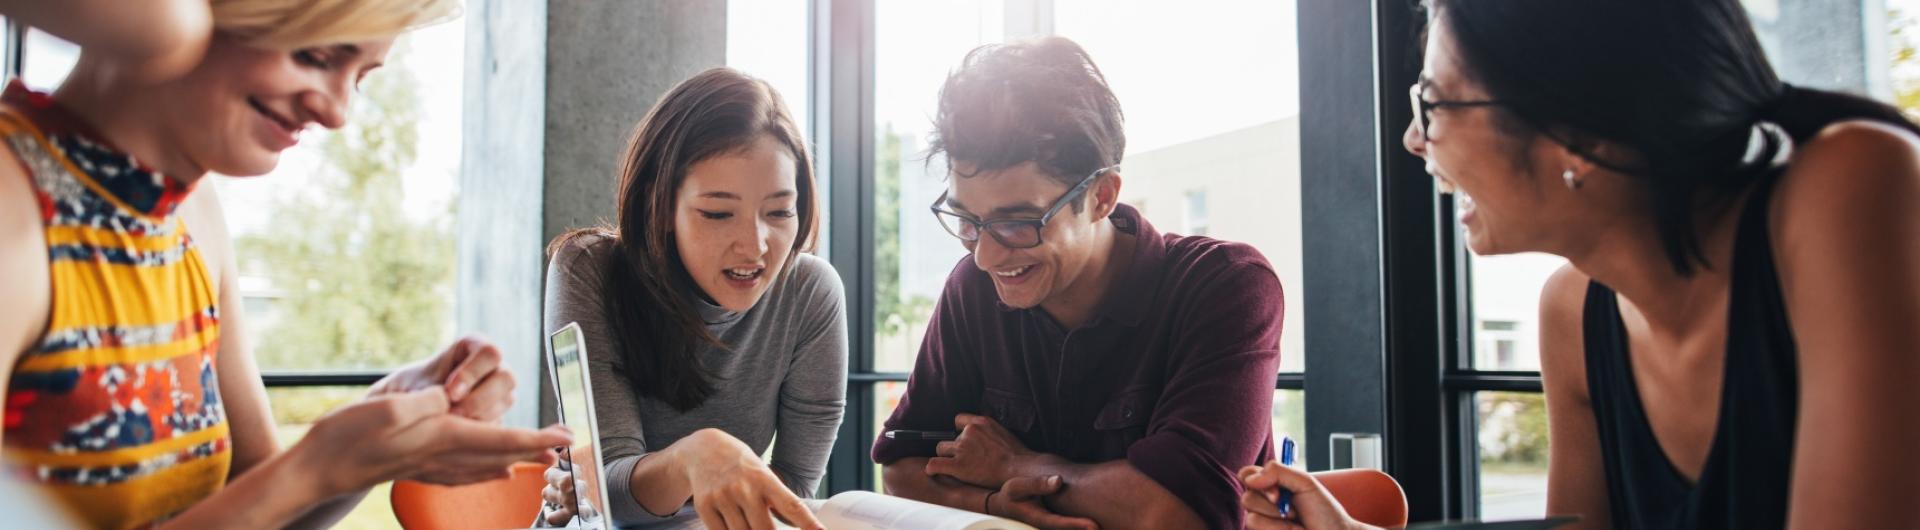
left=881, top=414, right=1205, bottom=530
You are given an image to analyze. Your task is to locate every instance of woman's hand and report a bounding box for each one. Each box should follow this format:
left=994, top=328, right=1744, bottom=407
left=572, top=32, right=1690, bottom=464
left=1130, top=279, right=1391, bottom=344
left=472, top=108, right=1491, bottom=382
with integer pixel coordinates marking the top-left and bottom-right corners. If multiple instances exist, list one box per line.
left=541, top=459, right=599, bottom=526
left=291, top=386, right=572, bottom=497
left=367, top=336, right=518, bottom=421
left=680, top=428, right=826, bottom=530
left=1237, top=461, right=1380, bottom=530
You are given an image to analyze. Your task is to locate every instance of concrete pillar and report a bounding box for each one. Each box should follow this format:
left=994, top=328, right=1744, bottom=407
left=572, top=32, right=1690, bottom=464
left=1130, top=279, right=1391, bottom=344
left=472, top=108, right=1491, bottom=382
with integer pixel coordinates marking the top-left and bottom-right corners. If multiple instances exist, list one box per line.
left=543, top=2, right=729, bottom=246
left=458, top=0, right=550, bottom=429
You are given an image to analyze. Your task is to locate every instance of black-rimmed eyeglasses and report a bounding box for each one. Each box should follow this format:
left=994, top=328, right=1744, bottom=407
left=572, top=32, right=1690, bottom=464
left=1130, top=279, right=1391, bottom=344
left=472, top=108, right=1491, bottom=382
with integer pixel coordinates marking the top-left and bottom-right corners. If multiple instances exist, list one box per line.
left=1410, top=83, right=1503, bottom=143
left=929, top=166, right=1114, bottom=249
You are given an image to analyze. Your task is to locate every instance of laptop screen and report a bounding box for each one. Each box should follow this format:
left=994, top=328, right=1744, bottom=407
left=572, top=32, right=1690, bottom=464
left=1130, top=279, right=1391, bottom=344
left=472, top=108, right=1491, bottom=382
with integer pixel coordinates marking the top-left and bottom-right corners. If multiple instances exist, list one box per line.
left=548, top=323, right=608, bottom=528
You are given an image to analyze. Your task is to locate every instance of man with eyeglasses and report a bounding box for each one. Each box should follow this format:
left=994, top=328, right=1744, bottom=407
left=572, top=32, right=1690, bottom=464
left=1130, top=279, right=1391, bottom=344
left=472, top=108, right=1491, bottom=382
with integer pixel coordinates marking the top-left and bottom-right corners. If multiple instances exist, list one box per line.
left=873, top=36, right=1286, bottom=530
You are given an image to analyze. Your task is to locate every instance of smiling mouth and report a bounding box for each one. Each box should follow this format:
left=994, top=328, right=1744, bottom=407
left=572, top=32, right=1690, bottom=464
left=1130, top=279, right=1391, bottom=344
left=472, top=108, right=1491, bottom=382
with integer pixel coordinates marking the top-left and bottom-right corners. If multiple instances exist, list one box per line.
left=724, top=267, right=765, bottom=281
left=247, top=97, right=300, bottom=134
left=992, top=265, right=1035, bottom=278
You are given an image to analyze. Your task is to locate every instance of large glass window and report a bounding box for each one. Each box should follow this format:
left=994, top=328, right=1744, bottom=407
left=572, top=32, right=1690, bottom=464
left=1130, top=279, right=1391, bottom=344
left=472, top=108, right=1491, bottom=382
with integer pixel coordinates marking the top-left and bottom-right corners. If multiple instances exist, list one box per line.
left=1475, top=391, right=1549, bottom=520
left=215, top=22, right=466, bottom=373
left=1053, top=0, right=1307, bottom=375
left=728, top=0, right=813, bottom=134
left=1467, top=252, right=1562, bottom=373
left=871, top=0, right=1005, bottom=375
left=20, top=28, right=76, bottom=91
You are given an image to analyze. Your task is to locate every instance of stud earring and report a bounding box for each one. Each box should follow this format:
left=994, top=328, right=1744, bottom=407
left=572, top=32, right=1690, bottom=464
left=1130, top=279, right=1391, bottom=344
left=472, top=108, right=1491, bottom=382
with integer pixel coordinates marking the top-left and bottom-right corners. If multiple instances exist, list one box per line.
left=1563, top=168, right=1582, bottom=190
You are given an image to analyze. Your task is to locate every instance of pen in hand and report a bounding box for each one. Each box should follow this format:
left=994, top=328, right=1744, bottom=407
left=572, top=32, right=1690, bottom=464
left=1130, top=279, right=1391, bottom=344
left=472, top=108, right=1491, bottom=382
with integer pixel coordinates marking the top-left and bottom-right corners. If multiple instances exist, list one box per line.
left=1276, top=436, right=1296, bottom=518
left=884, top=429, right=958, bottom=442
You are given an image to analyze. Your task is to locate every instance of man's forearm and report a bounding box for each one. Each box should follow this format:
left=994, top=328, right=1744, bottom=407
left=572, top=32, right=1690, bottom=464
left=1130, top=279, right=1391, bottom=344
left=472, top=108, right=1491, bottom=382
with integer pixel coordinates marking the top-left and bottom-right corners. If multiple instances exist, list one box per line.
left=883, top=458, right=994, bottom=512
left=1018, top=455, right=1205, bottom=530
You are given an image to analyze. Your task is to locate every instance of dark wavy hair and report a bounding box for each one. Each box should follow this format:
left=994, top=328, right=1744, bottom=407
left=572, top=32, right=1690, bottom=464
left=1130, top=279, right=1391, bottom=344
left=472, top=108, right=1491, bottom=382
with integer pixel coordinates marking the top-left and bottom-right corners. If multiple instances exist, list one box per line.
left=548, top=68, right=818, bottom=411
left=928, top=36, right=1125, bottom=211
left=1427, top=0, right=1920, bottom=275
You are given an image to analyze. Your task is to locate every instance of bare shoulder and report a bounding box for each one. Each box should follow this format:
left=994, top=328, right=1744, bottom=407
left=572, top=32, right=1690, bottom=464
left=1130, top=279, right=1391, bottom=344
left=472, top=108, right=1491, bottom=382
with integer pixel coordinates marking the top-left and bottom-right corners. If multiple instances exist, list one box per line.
left=176, top=181, right=234, bottom=293
left=1768, top=120, right=1920, bottom=285
left=1774, top=120, right=1920, bottom=229
left=0, top=145, right=48, bottom=358
left=1537, top=263, right=1592, bottom=400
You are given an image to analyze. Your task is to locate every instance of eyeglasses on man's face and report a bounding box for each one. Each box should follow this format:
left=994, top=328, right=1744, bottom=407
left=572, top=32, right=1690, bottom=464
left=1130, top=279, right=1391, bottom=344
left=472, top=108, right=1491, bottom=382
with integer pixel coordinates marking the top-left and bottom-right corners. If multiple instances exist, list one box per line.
left=929, top=165, right=1115, bottom=250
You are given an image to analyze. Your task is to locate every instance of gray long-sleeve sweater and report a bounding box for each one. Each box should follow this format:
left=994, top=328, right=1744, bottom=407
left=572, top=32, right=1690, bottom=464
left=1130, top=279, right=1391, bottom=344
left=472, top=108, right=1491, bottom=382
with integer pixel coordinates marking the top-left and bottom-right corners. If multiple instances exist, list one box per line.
left=544, top=233, right=848, bottom=528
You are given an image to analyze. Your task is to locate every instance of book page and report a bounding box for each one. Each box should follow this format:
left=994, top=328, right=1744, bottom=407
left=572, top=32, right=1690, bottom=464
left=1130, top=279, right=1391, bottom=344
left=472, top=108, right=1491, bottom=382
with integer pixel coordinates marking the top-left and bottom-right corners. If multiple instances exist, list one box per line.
left=786, top=491, right=1038, bottom=530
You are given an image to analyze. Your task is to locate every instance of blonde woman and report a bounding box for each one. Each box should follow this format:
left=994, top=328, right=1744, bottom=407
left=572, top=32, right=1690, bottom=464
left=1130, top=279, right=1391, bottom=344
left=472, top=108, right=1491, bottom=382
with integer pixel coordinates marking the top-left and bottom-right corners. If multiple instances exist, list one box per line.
left=0, top=1, right=571, bottom=529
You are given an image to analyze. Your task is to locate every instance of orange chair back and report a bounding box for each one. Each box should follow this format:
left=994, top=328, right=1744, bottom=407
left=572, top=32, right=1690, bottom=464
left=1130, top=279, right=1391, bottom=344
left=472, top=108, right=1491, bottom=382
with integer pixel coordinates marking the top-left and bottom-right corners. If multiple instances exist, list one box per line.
left=1314, top=468, right=1410, bottom=529
left=391, top=461, right=549, bottom=530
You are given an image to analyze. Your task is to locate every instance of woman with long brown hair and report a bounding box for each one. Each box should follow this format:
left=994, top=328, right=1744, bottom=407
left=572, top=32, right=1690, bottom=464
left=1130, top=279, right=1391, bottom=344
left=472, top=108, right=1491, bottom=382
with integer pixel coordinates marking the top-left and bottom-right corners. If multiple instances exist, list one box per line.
left=538, top=67, right=846, bottom=530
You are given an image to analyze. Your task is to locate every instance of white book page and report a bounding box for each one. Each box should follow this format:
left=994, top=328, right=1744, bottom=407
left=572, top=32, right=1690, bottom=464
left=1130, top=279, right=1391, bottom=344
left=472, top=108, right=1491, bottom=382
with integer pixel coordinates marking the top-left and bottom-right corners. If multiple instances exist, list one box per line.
left=780, top=491, right=1038, bottom=530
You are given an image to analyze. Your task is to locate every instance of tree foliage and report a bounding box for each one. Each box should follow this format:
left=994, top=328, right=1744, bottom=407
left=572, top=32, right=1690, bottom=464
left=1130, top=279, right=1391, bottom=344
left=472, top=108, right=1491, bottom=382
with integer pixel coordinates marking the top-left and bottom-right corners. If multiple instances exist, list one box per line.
left=236, top=47, right=454, bottom=371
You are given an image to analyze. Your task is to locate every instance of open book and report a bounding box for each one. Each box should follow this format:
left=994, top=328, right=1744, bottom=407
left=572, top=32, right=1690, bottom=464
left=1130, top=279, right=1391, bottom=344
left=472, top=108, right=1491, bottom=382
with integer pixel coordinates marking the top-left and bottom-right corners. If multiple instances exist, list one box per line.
left=778, top=491, right=1038, bottom=530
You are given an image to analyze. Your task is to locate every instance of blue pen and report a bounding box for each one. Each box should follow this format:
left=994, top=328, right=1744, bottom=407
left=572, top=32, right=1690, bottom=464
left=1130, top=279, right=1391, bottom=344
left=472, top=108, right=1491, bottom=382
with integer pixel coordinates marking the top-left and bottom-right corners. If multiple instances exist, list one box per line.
left=1276, top=436, right=1296, bottom=518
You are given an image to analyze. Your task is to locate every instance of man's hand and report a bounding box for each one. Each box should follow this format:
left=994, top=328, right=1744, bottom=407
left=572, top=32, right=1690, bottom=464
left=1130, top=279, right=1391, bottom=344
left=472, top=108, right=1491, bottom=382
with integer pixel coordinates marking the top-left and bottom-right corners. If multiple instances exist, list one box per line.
left=926, top=413, right=1036, bottom=488
left=988, top=476, right=1099, bottom=530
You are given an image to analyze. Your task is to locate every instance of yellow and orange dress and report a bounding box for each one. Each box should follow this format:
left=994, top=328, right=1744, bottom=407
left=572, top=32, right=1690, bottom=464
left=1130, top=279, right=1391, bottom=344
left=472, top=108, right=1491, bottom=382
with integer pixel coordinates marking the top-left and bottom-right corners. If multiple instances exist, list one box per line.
left=0, top=81, right=230, bottom=529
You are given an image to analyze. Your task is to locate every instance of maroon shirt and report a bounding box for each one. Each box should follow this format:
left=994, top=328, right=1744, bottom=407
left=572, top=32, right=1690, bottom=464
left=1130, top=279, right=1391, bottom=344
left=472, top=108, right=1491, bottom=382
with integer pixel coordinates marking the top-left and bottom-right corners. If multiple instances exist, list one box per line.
left=873, top=204, right=1284, bottom=530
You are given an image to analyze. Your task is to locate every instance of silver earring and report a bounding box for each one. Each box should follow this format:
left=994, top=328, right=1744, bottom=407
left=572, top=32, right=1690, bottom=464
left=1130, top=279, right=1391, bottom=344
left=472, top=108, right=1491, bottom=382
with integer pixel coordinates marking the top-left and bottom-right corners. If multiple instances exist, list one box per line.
left=1562, top=169, right=1582, bottom=190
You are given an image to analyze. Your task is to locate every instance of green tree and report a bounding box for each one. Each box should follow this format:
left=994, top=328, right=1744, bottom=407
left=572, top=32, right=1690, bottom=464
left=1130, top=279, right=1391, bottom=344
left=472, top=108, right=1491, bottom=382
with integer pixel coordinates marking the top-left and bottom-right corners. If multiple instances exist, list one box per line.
left=876, top=127, right=906, bottom=335
left=1893, top=7, right=1920, bottom=117
left=874, top=127, right=939, bottom=339
left=236, top=46, right=454, bottom=373
left=1480, top=392, right=1549, bottom=466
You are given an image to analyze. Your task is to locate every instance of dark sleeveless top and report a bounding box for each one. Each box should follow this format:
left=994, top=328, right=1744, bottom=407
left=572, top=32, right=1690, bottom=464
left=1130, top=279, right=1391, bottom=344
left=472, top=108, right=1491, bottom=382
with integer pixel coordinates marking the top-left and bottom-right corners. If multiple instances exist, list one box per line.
left=1582, top=177, right=1799, bottom=530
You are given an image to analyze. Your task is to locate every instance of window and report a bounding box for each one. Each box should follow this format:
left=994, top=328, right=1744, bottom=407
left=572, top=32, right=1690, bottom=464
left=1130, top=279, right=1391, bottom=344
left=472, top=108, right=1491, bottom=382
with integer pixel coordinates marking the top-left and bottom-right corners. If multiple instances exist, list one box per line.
left=215, top=22, right=467, bottom=374
left=20, top=28, right=76, bottom=91
left=871, top=0, right=1004, bottom=375
left=1053, top=0, right=1307, bottom=375
left=1183, top=189, right=1210, bottom=237
left=728, top=0, right=813, bottom=134
left=1475, top=391, right=1549, bottom=520
left=1467, top=255, right=1560, bottom=372
left=1458, top=253, right=1562, bottom=516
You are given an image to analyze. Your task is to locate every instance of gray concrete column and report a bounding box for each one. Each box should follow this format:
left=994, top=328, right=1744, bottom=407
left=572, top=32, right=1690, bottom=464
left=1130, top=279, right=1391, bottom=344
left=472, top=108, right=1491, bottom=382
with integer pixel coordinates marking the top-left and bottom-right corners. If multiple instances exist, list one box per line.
left=543, top=1, right=728, bottom=245
left=459, top=0, right=550, bottom=429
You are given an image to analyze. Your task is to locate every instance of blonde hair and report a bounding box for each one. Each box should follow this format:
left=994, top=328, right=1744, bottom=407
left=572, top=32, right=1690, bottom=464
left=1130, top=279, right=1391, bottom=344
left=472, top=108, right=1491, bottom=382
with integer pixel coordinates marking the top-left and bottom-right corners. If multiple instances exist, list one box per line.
left=211, top=0, right=460, bottom=49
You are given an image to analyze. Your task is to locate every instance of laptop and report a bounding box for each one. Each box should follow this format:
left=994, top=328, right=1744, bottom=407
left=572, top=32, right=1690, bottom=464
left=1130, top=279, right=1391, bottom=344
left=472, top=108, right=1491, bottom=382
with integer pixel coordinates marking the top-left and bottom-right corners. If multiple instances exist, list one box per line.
left=546, top=322, right=614, bottom=529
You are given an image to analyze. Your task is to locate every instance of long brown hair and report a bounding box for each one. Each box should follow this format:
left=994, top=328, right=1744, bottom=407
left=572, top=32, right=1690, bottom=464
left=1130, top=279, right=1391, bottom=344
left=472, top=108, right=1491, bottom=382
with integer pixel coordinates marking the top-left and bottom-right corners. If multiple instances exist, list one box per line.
left=549, top=68, right=817, bottom=411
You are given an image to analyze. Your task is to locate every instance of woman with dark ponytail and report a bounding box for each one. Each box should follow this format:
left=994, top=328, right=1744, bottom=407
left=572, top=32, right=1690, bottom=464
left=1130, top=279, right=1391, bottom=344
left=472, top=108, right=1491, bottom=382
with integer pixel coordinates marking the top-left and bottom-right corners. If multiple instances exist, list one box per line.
left=1239, top=1, right=1919, bottom=529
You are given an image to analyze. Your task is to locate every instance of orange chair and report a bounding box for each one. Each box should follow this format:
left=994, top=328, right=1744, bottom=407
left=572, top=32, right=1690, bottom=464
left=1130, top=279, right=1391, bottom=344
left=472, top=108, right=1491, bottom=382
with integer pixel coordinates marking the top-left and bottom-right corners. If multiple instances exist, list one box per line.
left=390, top=461, right=549, bottom=530
left=1314, top=468, right=1410, bottom=529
